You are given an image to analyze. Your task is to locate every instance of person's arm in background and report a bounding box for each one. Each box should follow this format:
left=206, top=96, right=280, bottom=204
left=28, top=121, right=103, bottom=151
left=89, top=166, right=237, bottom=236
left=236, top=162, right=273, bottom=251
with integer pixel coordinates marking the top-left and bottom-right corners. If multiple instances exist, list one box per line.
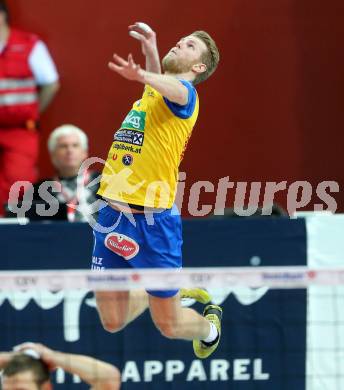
left=108, top=53, right=188, bottom=105
left=128, top=22, right=161, bottom=74
left=38, top=82, right=60, bottom=113
left=29, top=41, right=60, bottom=113
left=15, top=342, right=120, bottom=390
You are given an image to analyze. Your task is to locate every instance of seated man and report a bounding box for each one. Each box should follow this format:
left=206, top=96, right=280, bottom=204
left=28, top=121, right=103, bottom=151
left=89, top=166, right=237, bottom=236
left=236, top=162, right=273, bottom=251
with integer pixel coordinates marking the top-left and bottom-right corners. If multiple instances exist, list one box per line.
left=34, top=124, right=99, bottom=222
left=0, top=342, right=120, bottom=389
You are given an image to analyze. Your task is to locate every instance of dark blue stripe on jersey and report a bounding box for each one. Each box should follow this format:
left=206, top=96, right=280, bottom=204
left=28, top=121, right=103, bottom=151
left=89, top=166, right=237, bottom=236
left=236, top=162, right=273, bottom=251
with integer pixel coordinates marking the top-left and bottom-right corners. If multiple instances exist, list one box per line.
left=163, top=79, right=197, bottom=119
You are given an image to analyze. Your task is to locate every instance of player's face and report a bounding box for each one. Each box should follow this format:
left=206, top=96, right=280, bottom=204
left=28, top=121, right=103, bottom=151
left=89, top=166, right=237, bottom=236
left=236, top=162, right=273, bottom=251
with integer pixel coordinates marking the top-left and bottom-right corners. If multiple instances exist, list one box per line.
left=162, top=35, right=207, bottom=74
left=2, top=372, right=41, bottom=390
left=51, top=134, right=87, bottom=173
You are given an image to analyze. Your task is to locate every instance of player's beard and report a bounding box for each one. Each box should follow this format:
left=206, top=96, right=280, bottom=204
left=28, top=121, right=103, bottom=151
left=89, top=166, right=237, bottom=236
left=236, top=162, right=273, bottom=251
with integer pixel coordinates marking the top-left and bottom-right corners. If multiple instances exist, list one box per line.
left=162, top=52, right=193, bottom=74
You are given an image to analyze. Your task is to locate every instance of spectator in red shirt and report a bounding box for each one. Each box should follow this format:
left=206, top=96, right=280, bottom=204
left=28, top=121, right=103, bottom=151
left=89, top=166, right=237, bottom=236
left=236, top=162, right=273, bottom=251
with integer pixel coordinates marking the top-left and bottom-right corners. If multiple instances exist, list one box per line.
left=0, top=0, right=60, bottom=215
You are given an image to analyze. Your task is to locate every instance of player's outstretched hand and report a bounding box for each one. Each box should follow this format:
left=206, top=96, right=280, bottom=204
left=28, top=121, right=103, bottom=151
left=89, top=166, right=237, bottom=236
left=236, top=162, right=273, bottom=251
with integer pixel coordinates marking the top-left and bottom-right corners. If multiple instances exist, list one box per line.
left=128, top=22, right=157, bottom=57
left=108, top=53, right=145, bottom=83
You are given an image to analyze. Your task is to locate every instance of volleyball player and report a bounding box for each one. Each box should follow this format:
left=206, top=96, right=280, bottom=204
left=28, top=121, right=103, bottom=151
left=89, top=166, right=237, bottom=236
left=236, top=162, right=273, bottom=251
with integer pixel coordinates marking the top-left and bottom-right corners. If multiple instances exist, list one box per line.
left=93, top=23, right=221, bottom=358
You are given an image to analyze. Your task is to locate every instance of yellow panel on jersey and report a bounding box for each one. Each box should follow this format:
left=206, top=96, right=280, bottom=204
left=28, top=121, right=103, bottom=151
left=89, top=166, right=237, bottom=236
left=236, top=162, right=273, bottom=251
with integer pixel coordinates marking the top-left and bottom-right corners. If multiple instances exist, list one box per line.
left=98, top=81, right=199, bottom=209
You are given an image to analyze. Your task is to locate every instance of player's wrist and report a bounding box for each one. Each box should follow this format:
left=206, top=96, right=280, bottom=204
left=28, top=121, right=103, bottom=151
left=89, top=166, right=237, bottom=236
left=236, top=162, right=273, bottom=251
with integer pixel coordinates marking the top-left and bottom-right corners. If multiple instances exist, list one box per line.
left=138, top=69, right=147, bottom=84
left=48, top=350, right=64, bottom=367
left=145, top=47, right=158, bottom=57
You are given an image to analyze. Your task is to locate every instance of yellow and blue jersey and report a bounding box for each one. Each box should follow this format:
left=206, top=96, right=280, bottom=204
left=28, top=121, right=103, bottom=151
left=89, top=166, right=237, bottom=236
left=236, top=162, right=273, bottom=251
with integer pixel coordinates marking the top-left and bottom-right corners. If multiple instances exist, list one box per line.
left=98, top=80, right=199, bottom=208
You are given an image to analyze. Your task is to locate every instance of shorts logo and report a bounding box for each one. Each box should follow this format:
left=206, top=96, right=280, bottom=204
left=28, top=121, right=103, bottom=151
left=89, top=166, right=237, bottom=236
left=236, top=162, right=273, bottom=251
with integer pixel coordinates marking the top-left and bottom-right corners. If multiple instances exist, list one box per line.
left=122, top=154, right=133, bottom=166
left=104, top=233, right=139, bottom=260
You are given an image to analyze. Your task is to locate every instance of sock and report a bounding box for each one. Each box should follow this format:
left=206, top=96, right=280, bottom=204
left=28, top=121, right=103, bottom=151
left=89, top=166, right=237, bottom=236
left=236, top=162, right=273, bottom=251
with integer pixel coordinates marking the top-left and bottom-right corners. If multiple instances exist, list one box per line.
left=202, top=322, right=219, bottom=345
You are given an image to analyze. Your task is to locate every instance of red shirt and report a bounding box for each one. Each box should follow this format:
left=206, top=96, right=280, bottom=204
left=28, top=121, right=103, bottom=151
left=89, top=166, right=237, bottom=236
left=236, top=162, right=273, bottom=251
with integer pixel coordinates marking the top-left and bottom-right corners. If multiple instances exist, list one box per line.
left=0, top=29, right=39, bottom=127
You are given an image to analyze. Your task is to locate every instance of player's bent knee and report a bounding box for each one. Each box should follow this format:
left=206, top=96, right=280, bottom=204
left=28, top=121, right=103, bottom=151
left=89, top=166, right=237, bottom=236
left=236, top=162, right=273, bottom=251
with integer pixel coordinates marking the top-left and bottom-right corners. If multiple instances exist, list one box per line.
left=99, top=315, right=127, bottom=333
left=95, top=291, right=129, bottom=333
left=154, top=320, right=180, bottom=339
left=101, top=319, right=126, bottom=333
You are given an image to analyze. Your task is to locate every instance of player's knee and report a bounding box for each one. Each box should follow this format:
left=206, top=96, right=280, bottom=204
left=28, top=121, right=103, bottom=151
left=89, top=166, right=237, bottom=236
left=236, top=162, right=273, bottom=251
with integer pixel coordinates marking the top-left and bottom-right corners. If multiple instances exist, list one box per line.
left=101, top=317, right=126, bottom=333
left=155, top=319, right=180, bottom=339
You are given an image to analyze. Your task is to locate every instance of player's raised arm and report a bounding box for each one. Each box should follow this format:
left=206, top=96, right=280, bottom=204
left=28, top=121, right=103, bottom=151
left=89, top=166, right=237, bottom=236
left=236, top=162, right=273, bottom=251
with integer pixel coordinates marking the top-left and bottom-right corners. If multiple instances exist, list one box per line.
left=128, top=22, right=161, bottom=74
left=108, top=53, right=188, bottom=105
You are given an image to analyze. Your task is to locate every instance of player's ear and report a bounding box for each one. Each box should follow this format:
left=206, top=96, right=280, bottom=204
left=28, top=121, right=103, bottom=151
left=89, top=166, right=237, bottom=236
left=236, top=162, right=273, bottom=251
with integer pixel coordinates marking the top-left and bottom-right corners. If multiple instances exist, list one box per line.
left=192, top=63, right=207, bottom=75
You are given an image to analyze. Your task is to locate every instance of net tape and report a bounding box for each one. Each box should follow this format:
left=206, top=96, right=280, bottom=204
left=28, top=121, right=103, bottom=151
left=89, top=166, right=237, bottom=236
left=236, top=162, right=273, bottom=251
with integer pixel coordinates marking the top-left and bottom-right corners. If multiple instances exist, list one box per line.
left=1, top=266, right=344, bottom=290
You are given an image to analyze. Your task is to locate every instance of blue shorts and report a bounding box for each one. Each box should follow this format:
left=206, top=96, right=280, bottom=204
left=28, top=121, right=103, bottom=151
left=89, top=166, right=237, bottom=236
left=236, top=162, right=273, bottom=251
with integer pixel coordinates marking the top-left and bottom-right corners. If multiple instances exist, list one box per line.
left=91, top=204, right=183, bottom=298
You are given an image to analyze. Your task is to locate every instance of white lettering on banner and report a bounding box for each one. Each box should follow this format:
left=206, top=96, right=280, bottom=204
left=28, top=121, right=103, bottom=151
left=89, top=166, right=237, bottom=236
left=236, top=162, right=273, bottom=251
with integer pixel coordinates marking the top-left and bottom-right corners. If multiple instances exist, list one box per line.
left=186, top=360, right=207, bottom=381
left=166, top=360, right=185, bottom=381
left=122, top=361, right=141, bottom=382
left=55, top=368, right=65, bottom=384
left=231, top=359, right=270, bottom=381
left=254, top=358, right=270, bottom=380
left=234, top=359, right=250, bottom=380
left=53, top=359, right=269, bottom=384
left=144, top=361, right=163, bottom=382
left=122, top=359, right=269, bottom=383
left=210, top=359, right=230, bottom=381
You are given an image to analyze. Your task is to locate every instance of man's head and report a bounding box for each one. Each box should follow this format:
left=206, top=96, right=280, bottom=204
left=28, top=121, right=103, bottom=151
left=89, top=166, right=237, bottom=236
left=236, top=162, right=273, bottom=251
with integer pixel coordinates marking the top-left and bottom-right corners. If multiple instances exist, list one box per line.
left=162, top=31, right=219, bottom=85
left=48, top=124, right=88, bottom=177
left=0, top=0, right=9, bottom=25
left=1, top=354, right=51, bottom=390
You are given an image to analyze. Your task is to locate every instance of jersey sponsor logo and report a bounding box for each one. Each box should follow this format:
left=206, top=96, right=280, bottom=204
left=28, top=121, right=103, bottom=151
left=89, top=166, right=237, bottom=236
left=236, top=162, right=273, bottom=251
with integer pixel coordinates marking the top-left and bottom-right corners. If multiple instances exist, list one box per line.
left=113, top=143, right=141, bottom=154
left=121, top=110, right=146, bottom=131
left=104, top=233, right=139, bottom=260
left=133, top=132, right=144, bottom=145
left=122, top=154, right=134, bottom=166
left=114, top=129, right=144, bottom=146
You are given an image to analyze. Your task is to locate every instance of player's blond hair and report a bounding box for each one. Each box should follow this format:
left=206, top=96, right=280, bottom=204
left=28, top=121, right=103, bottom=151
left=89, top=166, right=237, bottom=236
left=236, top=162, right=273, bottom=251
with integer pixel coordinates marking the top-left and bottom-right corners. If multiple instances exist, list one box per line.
left=192, top=31, right=220, bottom=85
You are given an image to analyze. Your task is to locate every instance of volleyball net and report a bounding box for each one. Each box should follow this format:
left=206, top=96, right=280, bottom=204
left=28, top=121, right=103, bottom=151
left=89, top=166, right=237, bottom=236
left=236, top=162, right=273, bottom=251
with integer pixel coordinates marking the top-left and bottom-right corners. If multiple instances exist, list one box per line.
left=0, top=266, right=343, bottom=389
left=1, top=266, right=344, bottom=290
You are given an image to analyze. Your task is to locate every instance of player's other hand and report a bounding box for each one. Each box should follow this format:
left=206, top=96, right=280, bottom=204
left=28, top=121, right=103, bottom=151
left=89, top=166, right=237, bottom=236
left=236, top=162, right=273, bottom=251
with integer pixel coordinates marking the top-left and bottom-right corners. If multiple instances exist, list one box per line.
left=108, top=53, right=145, bottom=83
left=128, top=22, right=157, bottom=56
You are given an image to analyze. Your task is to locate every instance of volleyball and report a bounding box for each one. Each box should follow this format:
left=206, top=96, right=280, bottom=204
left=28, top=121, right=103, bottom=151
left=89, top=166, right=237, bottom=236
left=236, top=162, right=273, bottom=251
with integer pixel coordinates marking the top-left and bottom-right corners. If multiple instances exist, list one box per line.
left=129, top=22, right=153, bottom=40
